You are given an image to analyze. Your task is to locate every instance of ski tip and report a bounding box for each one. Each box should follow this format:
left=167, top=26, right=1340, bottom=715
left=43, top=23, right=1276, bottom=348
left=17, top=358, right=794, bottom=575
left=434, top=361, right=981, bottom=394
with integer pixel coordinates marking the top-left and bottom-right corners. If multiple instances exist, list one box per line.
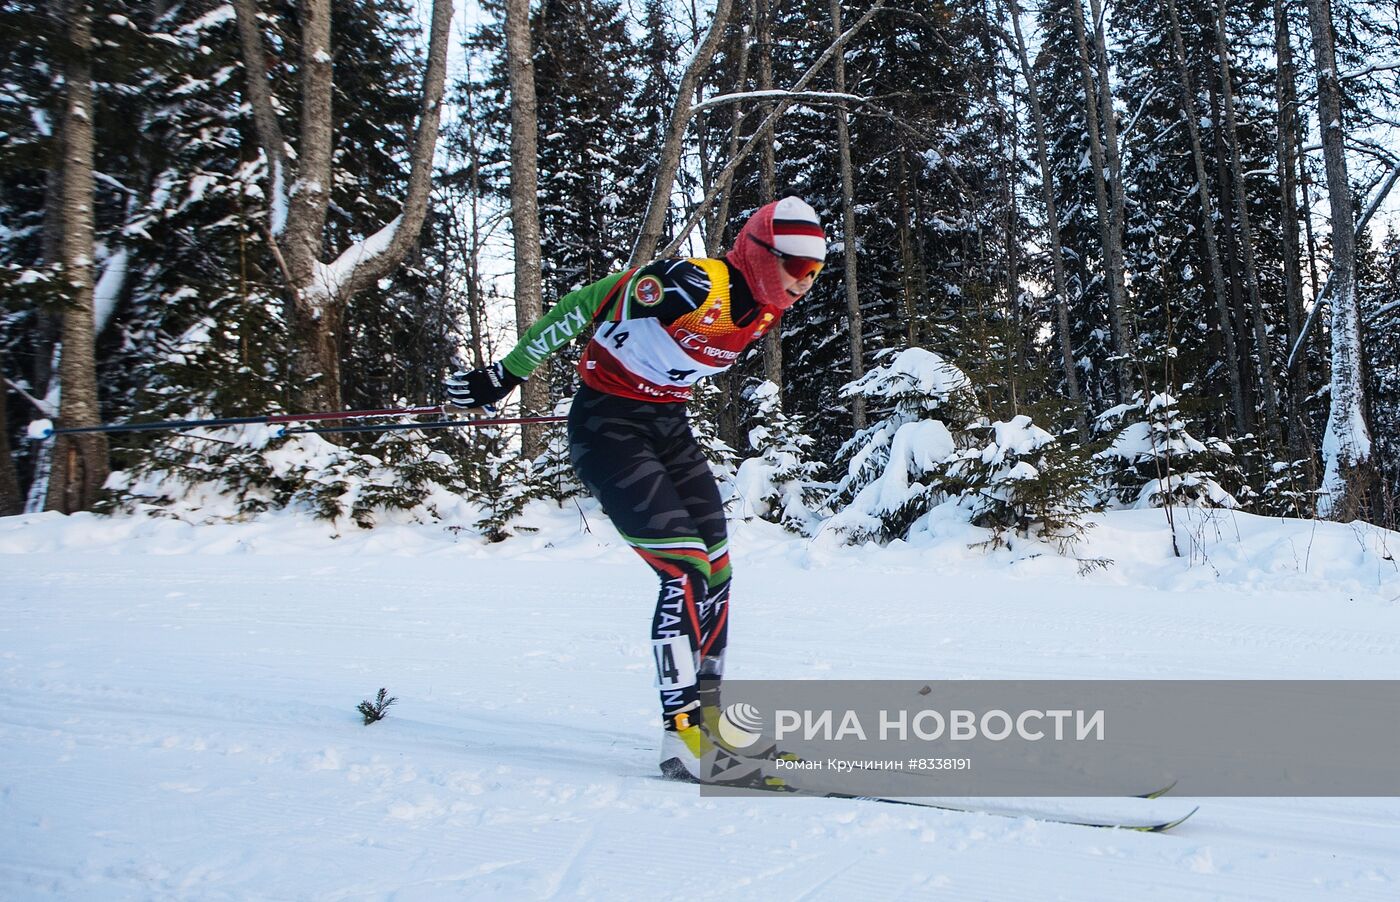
left=1131, top=805, right=1199, bottom=833
left=1140, top=779, right=1179, bottom=799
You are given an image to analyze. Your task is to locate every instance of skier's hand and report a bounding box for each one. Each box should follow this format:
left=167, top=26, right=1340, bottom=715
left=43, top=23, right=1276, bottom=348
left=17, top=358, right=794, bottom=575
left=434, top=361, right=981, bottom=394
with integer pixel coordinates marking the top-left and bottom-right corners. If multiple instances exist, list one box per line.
left=444, top=362, right=522, bottom=411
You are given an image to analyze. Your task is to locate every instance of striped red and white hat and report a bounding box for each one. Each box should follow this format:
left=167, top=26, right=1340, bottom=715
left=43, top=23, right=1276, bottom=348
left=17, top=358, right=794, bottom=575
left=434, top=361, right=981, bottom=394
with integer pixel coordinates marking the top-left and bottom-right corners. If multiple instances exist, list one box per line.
left=771, top=196, right=827, bottom=261
left=727, top=196, right=827, bottom=311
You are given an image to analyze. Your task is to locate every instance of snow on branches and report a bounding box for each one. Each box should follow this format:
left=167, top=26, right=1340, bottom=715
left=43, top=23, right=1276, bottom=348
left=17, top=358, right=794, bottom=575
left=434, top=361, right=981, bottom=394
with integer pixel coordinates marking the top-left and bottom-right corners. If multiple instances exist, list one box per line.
left=733, top=380, right=827, bottom=535
left=1095, top=393, right=1239, bottom=510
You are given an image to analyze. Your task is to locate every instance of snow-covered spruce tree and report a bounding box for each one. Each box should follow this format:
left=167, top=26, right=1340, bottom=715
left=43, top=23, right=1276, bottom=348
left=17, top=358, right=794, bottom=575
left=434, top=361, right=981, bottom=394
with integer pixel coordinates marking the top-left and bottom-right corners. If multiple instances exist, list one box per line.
left=689, top=378, right=740, bottom=488
left=822, top=348, right=980, bottom=543
left=733, top=379, right=827, bottom=534
left=107, top=417, right=473, bottom=528
left=1255, top=455, right=1314, bottom=519
left=95, top=2, right=294, bottom=509
left=518, top=399, right=585, bottom=508
left=333, top=0, right=464, bottom=415
left=461, top=425, right=529, bottom=542
left=1032, top=0, right=1123, bottom=414
left=1095, top=392, right=1239, bottom=509
left=944, top=416, right=1096, bottom=550
left=347, top=429, right=472, bottom=526
left=0, top=0, right=64, bottom=460
left=1232, top=429, right=1314, bottom=518
left=1112, top=0, right=1296, bottom=450
left=0, top=0, right=173, bottom=504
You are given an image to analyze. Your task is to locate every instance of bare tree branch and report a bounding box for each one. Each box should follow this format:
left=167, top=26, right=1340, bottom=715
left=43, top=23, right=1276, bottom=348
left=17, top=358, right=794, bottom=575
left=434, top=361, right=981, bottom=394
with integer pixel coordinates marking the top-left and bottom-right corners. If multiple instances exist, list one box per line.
left=658, top=0, right=888, bottom=259
left=630, top=0, right=735, bottom=264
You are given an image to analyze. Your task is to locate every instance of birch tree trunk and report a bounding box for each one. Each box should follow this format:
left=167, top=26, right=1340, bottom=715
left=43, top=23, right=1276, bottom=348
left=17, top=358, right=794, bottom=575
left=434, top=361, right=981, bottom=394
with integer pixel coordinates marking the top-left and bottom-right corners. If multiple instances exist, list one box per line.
left=1066, top=0, right=1131, bottom=401
left=1163, top=0, right=1249, bottom=437
left=1214, top=0, right=1284, bottom=451
left=502, top=0, right=547, bottom=457
left=1306, top=0, right=1378, bottom=520
left=1007, top=0, right=1086, bottom=434
left=232, top=0, right=454, bottom=416
left=830, top=0, right=865, bottom=430
left=46, top=0, right=109, bottom=513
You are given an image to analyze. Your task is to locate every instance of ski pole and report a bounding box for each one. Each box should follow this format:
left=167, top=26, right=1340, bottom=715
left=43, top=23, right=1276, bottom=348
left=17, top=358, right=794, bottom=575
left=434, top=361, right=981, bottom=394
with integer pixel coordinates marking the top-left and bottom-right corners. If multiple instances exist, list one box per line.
left=26, top=404, right=452, bottom=440
left=278, top=415, right=569, bottom=437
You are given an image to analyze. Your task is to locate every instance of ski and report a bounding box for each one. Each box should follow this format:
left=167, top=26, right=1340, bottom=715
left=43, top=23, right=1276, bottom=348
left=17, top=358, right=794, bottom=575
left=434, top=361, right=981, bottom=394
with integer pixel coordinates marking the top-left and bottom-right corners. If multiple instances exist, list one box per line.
left=709, top=778, right=1199, bottom=832
left=655, top=756, right=1194, bottom=831
left=646, top=741, right=1179, bottom=803
left=833, top=757, right=1178, bottom=800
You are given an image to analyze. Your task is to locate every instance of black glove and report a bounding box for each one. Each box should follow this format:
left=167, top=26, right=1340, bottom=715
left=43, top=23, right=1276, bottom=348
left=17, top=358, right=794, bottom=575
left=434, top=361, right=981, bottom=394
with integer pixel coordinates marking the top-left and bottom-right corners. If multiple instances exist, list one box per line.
left=444, top=362, right=523, bottom=410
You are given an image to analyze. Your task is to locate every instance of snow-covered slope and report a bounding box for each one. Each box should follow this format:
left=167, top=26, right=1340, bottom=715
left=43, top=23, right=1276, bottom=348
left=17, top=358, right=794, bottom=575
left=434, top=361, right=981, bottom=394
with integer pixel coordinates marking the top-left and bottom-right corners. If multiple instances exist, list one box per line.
left=2, top=504, right=1398, bottom=899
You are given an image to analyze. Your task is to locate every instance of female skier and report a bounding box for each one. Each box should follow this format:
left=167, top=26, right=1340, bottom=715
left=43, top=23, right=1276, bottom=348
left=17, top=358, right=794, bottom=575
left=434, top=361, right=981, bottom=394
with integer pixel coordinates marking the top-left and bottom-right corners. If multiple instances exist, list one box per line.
left=444, top=197, right=826, bottom=783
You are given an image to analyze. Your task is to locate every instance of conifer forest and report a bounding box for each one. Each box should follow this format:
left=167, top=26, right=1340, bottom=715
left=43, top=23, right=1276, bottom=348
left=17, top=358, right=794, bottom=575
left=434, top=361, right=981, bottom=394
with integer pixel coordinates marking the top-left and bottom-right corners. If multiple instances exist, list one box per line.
left=2, top=0, right=1398, bottom=543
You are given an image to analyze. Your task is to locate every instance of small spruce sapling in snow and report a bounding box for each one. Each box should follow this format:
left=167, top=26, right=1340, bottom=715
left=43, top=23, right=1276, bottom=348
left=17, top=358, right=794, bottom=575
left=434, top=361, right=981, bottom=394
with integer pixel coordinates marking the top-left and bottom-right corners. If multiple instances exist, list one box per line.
left=945, top=415, right=1095, bottom=550
left=358, top=688, right=397, bottom=725
left=348, top=427, right=470, bottom=527
left=520, top=399, right=586, bottom=508
left=689, top=379, right=741, bottom=484
left=733, top=379, right=827, bottom=533
left=1233, top=431, right=1314, bottom=518
left=824, top=348, right=979, bottom=543
left=464, top=425, right=529, bottom=542
left=1095, top=393, right=1239, bottom=509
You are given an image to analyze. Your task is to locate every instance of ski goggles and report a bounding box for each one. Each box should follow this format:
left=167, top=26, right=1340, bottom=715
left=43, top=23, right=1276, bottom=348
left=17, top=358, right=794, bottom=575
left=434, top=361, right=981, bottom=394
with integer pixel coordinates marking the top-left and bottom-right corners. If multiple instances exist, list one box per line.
left=748, top=234, right=824, bottom=281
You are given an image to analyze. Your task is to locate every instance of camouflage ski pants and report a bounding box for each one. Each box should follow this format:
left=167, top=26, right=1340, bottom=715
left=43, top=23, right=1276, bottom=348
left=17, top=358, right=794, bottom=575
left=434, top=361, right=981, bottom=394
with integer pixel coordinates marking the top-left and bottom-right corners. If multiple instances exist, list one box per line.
left=568, top=386, right=730, bottom=721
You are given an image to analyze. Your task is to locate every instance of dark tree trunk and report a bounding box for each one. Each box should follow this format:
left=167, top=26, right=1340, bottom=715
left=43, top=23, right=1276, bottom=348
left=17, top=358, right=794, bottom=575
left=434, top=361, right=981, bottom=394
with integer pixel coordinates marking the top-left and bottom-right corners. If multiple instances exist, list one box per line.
left=1066, top=0, right=1131, bottom=401
left=830, top=0, right=866, bottom=430
left=0, top=353, right=22, bottom=516
left=1164, top=0, right=1249, bottom=437
left=1273, top=0, right=1317, bottom=478
left=1215, top=0, right=1283, bottom=451
left=1008, top=0, right=1086, bottom=434
left=46, top=0, right=109, bottom=513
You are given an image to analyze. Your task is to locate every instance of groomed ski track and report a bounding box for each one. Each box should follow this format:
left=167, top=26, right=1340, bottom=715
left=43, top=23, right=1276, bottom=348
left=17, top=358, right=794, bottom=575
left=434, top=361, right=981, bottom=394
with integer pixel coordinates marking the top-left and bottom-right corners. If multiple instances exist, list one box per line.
left=2, top=507, right=1399, bottom=899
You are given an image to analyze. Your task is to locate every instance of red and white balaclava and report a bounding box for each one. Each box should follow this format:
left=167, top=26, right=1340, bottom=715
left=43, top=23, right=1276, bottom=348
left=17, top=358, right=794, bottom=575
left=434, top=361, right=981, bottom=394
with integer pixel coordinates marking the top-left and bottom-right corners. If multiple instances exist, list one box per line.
left=726, top=196, right=827, bottom=311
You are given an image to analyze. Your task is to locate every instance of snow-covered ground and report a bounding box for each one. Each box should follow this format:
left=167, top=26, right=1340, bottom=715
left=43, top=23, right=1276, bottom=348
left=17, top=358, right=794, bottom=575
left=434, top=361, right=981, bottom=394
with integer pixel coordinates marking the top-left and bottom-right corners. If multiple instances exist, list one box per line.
left=2, top=501, right=1399, bottom=900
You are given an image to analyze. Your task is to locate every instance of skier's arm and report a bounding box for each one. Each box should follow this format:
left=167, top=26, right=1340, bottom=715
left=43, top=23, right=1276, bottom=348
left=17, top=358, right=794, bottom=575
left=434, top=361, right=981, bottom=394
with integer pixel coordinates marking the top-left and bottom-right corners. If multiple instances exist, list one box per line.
left=443, top=270, right=630, bottom=409
left=444, top=261, right=708, bottom=408
left=500, top=270, right=632, bottom=380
